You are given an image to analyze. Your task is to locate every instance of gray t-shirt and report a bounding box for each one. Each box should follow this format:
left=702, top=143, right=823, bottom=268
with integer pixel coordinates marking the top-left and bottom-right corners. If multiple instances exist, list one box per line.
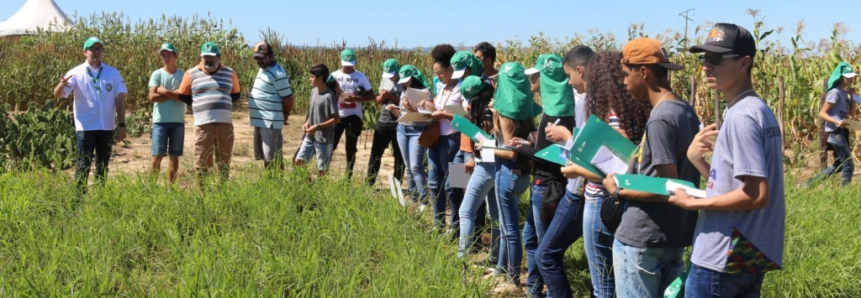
left=824, top=88, right=849, bottom=133
left=378, top=78, right=403, bottom=124
left=691, top=96, right=785, bottom=273
left=615, top=99, right=701, bottom=248
left=307, top=87, right=338, bottom=144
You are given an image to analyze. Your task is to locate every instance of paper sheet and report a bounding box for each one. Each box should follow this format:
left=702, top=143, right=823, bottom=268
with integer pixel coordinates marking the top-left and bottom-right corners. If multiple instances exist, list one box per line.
left=397, top=111, right=433, bottom=122
left=844, top=119, right=861, bottom=131
left=666, top=181, right=707, bottom=198
left=473, top=133, right=496, bottom=163
left=591, top=145, right=629, bottom=175
left=405, top=87, right=429, bottom=106
left=446, top=104, right=469, bottom=118
left=448, top=163, right=472, bottom=188
left=387, top=174, right=398, bottom=199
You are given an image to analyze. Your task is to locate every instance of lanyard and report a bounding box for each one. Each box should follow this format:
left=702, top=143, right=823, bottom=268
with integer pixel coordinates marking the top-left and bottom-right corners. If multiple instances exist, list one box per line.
left=87, top=67, right=102, bottom=91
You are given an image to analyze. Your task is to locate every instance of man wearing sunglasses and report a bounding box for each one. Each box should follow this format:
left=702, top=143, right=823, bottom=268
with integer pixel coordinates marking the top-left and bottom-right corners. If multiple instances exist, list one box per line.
left=54, top=37, right=128, bottom=195
left=669, top=23, right=785, bottom=297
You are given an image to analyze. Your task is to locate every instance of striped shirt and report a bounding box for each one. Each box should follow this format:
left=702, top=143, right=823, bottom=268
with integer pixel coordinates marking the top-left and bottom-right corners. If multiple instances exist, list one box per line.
left=178, top=63, right=241, bottom=126
left=249, top=63, right=293, bottom=129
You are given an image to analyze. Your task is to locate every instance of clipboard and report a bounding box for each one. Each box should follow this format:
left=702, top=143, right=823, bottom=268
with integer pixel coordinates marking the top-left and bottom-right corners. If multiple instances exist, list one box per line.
left=843, top=119, right=861, bottom=130
left=405, top=87, right=429, bottom=106
left=397, top=111, right=433, bottom=122
left=446, top=104, right=469, bottom=119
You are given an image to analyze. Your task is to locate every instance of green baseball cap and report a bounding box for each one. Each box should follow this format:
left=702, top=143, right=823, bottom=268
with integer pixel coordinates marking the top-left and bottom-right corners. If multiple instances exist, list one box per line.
left=341, top=49, right=356, bottom=67
left=525, top=53, right=565, bottom=77
left=158, top=42, right=177, bottom=54
left=397, top=65, right=427, bottom=88
left=83, top=37, right=104, bottom=50
left=828, top=61, right=858, bottom=90
left=451, top=51, right=484, bottom=80
left=382, top=59, right=400, bottom=79
left=200, top=42, right=220, bottom=57
left=461, top=75, right=487, bottom=99
left=494, top=62, right=542, bottom=121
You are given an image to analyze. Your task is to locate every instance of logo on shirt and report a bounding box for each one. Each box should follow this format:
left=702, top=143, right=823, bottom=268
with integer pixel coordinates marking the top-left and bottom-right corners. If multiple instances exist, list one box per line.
left=106, top=84, right=113, bottom=92
left=708, top=169, right=717, bottom=189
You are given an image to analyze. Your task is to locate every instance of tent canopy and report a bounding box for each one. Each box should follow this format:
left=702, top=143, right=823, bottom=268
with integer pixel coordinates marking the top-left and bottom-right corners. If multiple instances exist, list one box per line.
left=0, top=0, right=72, bottom=37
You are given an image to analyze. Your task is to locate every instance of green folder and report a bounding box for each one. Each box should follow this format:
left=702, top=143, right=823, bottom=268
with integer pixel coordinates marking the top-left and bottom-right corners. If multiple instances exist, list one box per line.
left=612, top=174, right=695, bottom=197
left=535, top=144, right=569, bottom=166
left=452, top=114, right=492, bottom=142
left=568, top=114, right=638, bottom=177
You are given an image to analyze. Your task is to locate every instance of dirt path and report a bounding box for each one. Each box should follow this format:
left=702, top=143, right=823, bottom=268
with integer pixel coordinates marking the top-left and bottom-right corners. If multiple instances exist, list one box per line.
left=106, top=112, right=401, bottom=187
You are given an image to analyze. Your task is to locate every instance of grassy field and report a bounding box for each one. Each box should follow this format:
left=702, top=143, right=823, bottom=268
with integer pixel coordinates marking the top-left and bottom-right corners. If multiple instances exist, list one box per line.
left=0, top=166, right=859, bottom=297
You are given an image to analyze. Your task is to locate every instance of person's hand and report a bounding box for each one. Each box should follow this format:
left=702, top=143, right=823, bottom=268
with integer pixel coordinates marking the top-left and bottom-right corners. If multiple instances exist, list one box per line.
left=687, top=123, right=720, bottom=162
left=402, top=97, right=418, bottom=112
left=58, top=74, right=71, bottom=87
left=508, top=137, right=530, bottom=148
left=302, top=122, right=310, bottom=132
left=431, top=111, right=447, bottom=120
left=283, top=115, right=289, bottom=126
left=340, top=92, right=357, bottom=102
left=545, top=123, right=572, bottom=143
left=307, top=124, right=319, bottom=135
left=385, top=104, right=398, bottom=112
left=488, top=99, right=496, bottom=112
left=560, top=161, right=585, bottom=179
left=603, top=173, right=619, bottom=195
left=668, top=189, right=697, bottom=210
left=474, top=139, right=485, bottom=151
left=465, top=157, right=476, bottom=174
left=115, top=127, right=127, bottom=143
left=838, top=120, right=848, bottom=129
left=418, top=100, right=437, bottom=112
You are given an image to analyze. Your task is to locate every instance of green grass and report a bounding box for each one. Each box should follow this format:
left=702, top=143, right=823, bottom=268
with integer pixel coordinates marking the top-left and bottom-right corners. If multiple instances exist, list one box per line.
left=0, top=169, right=490, bottom=297
left=0, top=167, right=860, bottom=297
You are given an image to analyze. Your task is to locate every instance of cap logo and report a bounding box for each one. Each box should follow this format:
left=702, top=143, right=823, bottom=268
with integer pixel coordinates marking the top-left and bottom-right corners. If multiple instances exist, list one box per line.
left=660, top=47, right=669, bottom=59
left=707, top=27, right=725, bottom=42
left=503, top=64, right=513, bottom=74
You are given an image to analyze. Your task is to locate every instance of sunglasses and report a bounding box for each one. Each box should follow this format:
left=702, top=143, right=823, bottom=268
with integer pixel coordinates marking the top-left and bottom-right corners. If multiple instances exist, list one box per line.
left=698, top=54, right=739, bottom=66
left=87, top=47, right=105, bottom=53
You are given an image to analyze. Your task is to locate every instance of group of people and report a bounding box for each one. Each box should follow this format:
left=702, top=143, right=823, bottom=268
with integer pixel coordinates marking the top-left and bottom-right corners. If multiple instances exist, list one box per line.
left=54, top=22, right=800, bottom=297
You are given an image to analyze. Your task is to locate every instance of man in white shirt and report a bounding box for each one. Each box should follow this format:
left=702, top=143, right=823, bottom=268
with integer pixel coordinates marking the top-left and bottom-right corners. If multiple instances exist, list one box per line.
left=53, top=37, right=128, bottom=194
left=330, top=49, right=375, bottom=179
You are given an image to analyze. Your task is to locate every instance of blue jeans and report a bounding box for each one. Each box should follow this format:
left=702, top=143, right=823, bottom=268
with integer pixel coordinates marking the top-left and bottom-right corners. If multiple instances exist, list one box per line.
left=536, top=190, right=584, bottom=298
left=613, top=239, right=686, bottom=298
left=457, top=159, right=498, bottom=258
left=295, top=139, right=333, bottom=171
left=684, top=263, right=766, bottom=298
left=151, top=123, right=185, bottom=156
left=810, top=128, right=853, bottom=186
left=75, top=130, right=114, bottom=194
left=495, top=159, right=531, bottom=283
left=397, top=125, right=428, bottom=203
left=524, top=183, right=549, bottom=297
left=428, top=133, right=461, bottom=227
left=584, top=194, right=616, bottom=298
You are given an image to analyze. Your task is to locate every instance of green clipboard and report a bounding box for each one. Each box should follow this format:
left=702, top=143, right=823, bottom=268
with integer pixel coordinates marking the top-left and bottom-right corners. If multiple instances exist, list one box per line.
left=612, top=174, right=695, bottom=196
left=452, top=114, right=492, bottom=142
left=568, top=114, right=637, bottom=177
left=536, top=144, right=570, bottom=166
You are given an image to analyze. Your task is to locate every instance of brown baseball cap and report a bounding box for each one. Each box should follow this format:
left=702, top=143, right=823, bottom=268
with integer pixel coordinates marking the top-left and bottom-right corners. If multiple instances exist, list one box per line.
left=621, top=38, right=683, bottom=70
left=253, top=42, right=273, bottom=58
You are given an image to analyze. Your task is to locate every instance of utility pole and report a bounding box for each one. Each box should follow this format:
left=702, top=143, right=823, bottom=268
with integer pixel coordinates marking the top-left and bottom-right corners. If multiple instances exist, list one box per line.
left=679, top=9, right=695, bottom=50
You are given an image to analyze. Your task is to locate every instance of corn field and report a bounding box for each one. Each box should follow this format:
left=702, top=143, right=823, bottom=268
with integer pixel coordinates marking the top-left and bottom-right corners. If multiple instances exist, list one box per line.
left=0, top=10, right=859, bottom=149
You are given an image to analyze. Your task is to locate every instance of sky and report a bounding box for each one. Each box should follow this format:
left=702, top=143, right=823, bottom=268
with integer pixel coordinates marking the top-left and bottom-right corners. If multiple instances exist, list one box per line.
left=2, top=0, right=860, bottom=49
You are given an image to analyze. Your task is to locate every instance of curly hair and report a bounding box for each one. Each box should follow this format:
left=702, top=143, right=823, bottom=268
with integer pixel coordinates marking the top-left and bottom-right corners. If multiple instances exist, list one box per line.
left=430, top=44, right=456, bottom=68
left=583, top=51, right=652, bottom=142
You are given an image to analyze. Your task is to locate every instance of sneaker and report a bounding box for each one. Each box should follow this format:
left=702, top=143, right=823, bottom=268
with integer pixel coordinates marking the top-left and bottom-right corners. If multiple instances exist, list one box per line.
left=418, top=204, right=427, bottom=213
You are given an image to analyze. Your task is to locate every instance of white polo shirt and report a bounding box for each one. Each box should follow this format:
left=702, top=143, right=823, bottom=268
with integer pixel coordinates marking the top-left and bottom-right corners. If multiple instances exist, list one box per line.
left=62, top=62, right=128, bottom=131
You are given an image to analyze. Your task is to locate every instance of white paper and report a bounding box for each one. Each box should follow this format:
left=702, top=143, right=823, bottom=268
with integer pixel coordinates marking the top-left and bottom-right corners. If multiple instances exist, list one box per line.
left=446, top=104, right=469, bottom=118
left=397, top=111, right=433, bottom=122
left=844, top=119, right=861, bottom=131
left=665, top=181, right=707, bottom=198
left=479, top=148, right=496, bottom=163
left=387, top=174, right=398, bottom=199
left=591, top=145, right=629, bottom=175
left=448, top=163, right=472, bottom=188
left=405, top=87, right=429, bottom=106
left=395, top=177, right=406, bottom=207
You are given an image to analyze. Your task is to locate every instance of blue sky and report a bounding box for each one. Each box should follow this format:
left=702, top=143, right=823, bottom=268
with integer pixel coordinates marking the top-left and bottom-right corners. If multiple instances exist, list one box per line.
left=3, top=0, right=859, bottom=49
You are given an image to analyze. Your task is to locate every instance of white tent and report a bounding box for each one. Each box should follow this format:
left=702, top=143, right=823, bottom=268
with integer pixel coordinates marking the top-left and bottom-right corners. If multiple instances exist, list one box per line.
left=0, top=0, right=72, bottom=37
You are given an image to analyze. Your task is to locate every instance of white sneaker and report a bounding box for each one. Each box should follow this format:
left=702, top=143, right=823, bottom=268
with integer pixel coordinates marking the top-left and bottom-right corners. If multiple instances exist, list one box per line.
left=419, top=204, right=427, bottom=212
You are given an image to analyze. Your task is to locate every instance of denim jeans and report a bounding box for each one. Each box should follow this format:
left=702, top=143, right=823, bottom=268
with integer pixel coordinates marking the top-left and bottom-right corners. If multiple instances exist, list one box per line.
left=295, top=139, right=334, bottom=171
left=684, top=263, right=766, bottom=298
left=613, top=239, right=686, bottom=298
left=536, top=190, right=584, bottom=298
left=524, top=183, right=548, bottom=297
left=396, top=125, right=428, bottom=203
left=457, top=159, right=497, bottom=258
left=584, top=194, right=617, bottom=298
left=75, top=130, right=114, bottom=194
left=428, top=133, right=461, bottom=227
left=151, top=122, right=185, bottom=156
left=810, top=128, right=853, bottom=186
left=495, top=159, right=531, bottom=283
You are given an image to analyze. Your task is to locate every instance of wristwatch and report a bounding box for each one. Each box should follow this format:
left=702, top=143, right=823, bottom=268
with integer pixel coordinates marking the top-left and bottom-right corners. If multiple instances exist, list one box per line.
left=117, top=123, right=126, bottom=128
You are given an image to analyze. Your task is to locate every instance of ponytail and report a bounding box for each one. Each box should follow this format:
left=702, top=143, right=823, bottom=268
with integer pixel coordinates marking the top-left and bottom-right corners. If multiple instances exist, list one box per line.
left=309, top=63, right=343, bottom=99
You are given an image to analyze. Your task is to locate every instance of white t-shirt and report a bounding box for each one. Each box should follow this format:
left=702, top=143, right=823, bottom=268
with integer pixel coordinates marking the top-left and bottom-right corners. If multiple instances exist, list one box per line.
left=62, top=62, right=128, bottom=131
left=433, top=81, right=466, bottom=136
left=331, top=69, right=373, bottom=118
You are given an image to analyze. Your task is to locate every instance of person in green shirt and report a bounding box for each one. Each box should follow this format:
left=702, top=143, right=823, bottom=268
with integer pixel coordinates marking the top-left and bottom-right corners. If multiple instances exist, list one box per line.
left=147, top=42, right=186, bottom=184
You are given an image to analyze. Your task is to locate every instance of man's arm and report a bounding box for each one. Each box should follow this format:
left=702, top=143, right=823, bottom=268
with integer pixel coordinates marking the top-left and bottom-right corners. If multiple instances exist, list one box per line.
left=606, top=164, right=678, bottom=203
left=281, top=95, right=294, bottom=123
left=149, top=86, right=170, bottom=103
left=230, top=72, right=241, bottom=103
left=177, top=71, right=194, bottom=105
left=115, top=92, right=127, bottom=142
left=54, top=74, right=73, bottom=99
left=670, top=176, right=769, bottom=211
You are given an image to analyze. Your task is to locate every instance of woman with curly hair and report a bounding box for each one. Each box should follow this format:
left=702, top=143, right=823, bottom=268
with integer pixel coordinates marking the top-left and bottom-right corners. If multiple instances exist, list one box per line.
left=414, top=44, right=465, bottom=230
left=546, top=51, right=652, bottom=297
